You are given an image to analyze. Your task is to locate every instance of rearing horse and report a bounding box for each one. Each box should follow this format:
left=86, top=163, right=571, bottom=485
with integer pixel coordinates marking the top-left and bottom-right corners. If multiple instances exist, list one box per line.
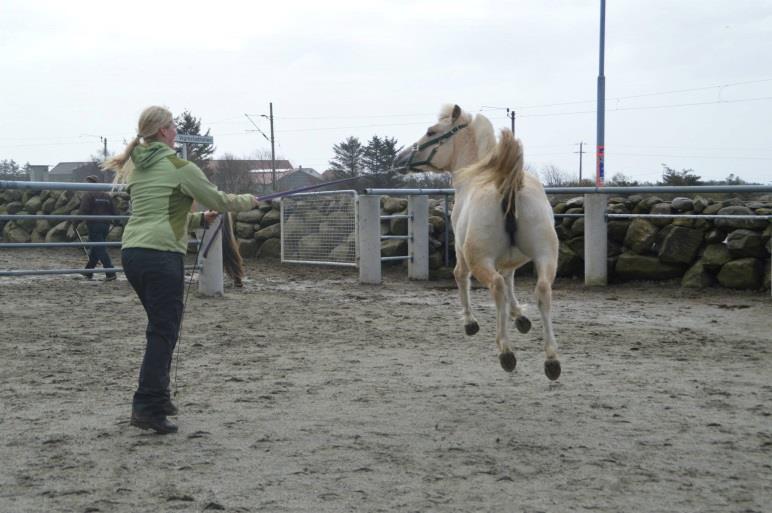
left=394, top=104, right=561, bottom=380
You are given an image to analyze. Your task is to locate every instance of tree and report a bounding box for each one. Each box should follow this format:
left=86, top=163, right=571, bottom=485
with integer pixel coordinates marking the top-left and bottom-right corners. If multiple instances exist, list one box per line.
left=540, top=164, right=572, bottom=187
left=210, top=153, right=254, bottom=193
left=659, top=164, right=702, bottom=186
left=360, top=135, right=404, bottom=188
left=327, top=136, right=364, bottom=178
left=0, top=159, right=25, bottom=180
left=174, top=110, right=216, bottom=172
left=607, top=172, right=640, bottom=187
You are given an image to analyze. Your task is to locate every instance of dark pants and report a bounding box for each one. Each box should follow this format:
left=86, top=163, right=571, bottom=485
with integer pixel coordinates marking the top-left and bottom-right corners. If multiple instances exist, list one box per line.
left=85, top=223, right=115, bottom=277
left=122, top=248, right=184, bottom=415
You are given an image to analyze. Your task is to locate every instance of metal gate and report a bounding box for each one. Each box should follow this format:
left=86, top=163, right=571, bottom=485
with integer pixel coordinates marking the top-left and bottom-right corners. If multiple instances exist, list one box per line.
left=280, top=190, right=358, bottom=267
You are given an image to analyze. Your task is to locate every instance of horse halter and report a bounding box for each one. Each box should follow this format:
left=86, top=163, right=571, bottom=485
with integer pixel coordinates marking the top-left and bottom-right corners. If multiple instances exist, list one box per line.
left=401, top=122, right=469, bottom=172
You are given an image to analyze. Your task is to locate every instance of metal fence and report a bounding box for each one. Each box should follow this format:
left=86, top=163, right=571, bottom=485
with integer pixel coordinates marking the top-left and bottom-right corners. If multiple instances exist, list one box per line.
left=0, top=180, right=201, bottom=279
left=280, top=190, right=358, bottom=267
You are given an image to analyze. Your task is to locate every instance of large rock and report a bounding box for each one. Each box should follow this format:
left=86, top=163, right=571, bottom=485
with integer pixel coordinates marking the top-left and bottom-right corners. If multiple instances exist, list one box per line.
left=236, top=209, right=265, bottom=224
left=45, top=221, right=70, bottom=242
left=41, top=197, right=57, bottom=214
left=658, top=226, right=704, bottom=264
left=24, top=196, right=43, bottom=213
left=624, top=219, right=658, bottom=254
left=715, top=206, right=768, bottom=230
left=330, top=240, right=356, bottom=262
left=234, top=222, right=256, bottom=239
left=704, top=228, right=726, bottom=244
left=428, top=216, right=446, bottom=236
left=649, top=202, right=673, bottom=227
left=682, top=261, right=716, bottom=288
left=607, top=220, right=630, bottom=243
left=255, top=223, right=281, bottom=241
left=633, top=196, right=664, bottom=214
left=692, top=196, right=710, bottom=213
left=381, top=239, right=407, bottom=257
left=570, top=217, right=585, bottom=237
left=260, top=209, right=281, bottom=226
left=614, top=252, right=684, bottom=281
left=390, top=214, right=408, bottom=236
left=238, top=238, right=258, bottom=258
left=6, top=201, right=23, bottom=215
left=701, top=243, right=731, bottom=271
left=382, top=197, right=408, bottom=214
left=257, top=238, right=281, bottom=258
left=717, top=258, right=763, bottom=289
left=671, top=197, right=694, bottom=212
left=299, top=234, right=325, bottom=255
left=2, top=222, right=30, bottom=242
left=557, top=243, right=583, bottom=277
left=726, top=229, right=765, bottom=258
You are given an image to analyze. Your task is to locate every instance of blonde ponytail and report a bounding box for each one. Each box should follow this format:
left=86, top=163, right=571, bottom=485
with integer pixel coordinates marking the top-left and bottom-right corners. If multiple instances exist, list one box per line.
left=103, top=105, right=174, bottom=188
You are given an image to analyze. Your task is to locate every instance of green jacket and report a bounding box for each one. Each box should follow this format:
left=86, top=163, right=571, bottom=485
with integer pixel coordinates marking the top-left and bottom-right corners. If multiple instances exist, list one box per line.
left=122, top=142, right=254, bottom=254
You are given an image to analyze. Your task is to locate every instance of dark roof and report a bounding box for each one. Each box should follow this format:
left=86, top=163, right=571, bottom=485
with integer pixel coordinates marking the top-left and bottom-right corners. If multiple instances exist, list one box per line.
left=50, top=162, right=98, bottom=175
left=206, top=159, right=293, bottom=172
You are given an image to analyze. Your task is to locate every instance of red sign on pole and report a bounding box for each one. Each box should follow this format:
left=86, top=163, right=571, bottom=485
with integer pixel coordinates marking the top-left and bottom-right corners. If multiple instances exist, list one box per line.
left=596, top=145, right=605, bottom=187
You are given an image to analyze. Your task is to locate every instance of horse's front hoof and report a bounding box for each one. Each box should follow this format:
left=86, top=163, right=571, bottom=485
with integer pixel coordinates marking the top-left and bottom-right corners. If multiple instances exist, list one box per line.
left=515, top=316, right=531, bottom=334
left=464, top=321, right=480, bottom=336
left=499, top=351, right=516, bottom=372
left=545, top=359, right=561, bottom=381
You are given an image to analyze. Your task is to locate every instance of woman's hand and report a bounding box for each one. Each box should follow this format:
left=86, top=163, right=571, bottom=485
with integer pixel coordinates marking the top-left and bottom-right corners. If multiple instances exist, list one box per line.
left=203, top=210, right=219, bottom=225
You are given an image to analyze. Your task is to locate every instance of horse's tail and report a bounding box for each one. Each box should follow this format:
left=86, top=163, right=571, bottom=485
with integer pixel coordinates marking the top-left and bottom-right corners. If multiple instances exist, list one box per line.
left=485, top=129, right=524, bottom=216
left=221, top=212, right=245, bottom=283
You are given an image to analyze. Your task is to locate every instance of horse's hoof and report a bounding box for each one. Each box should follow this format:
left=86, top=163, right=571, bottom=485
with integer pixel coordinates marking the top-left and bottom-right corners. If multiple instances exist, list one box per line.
left=545, top=359, right=561, bottom=381
left=499, top=351, right=516, bottom=372
left=464, top=322, right=480, bottom=336
left=515, top=316, right=531, bottom=334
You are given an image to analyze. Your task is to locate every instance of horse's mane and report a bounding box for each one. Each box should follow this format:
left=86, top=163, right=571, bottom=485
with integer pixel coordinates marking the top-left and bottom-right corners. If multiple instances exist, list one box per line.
left=454, top=129, right=524, bottom=216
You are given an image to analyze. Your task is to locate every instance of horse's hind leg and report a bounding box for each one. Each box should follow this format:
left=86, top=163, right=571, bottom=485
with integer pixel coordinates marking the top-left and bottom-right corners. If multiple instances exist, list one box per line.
left=472, top=262, right=516, bottom=372
left=454, top=253, right=480, bottom=336
left=533, top=258, right=561, bottom=380
left=503, top=266, right=531, bottom=334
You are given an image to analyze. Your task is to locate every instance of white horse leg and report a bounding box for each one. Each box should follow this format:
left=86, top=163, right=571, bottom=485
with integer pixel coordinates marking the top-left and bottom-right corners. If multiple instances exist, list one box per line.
left=472, top=262, right=516, bottom=372
left=502, top=264, right=532, bottom=334
left=533, top=258, right=561, bottom=380
left=454, top=253, right=479, bottom=335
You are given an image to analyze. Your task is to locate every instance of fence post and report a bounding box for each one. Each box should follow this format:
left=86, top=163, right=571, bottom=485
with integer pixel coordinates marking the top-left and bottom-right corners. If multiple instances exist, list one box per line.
left=584, top=193, right=608, bottom=286
left=358, top=195, right=382, bottom=284
left=408, top=195, right=429, bottom=280
left=198, top=215, right=224, bottom=296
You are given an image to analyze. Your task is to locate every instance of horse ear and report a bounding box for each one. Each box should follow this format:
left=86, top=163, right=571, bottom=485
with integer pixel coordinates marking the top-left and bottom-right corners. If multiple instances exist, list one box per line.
left=451, top=104, right=462, bottom=122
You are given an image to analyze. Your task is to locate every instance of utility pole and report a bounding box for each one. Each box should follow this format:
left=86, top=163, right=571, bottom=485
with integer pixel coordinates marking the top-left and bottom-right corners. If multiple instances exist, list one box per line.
left=100, top=137, right=107, bottom=159
left=269, top=102, right=276, bottom=192
left=244, top=106, right=277, bottom=192
left=575, top=142, right=586, bottom=183
left=596, top=0, right=606, bottom=187
left=506, top=108, right=516, bottom=136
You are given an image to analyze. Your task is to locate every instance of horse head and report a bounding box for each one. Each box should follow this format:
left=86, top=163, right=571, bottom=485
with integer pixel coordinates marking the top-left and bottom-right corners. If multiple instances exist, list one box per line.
left=393, top=104, right=472, bottom=175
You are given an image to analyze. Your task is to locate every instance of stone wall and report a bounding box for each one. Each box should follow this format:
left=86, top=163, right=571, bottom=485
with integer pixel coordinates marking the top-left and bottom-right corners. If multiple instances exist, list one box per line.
left=1, top=189, right=770, bottom=290
left=552, top=194, right=771, bottom=290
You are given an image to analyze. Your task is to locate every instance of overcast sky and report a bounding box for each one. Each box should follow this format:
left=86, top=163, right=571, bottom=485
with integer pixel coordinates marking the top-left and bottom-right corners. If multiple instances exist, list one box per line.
left=1, top=0, right=771, bottom=184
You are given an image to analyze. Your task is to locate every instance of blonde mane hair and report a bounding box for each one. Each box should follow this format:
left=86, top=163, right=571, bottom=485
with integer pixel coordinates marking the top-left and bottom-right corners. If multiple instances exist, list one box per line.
left=454, top=129, right=524, bottom=216
left=103, top=105, right=174, bottom=187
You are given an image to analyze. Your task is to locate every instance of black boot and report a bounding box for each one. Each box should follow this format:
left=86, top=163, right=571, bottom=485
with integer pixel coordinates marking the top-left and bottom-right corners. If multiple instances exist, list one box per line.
left=130, top=411, right=178, bottom=434
left=162, top=399, right=178, bottom=416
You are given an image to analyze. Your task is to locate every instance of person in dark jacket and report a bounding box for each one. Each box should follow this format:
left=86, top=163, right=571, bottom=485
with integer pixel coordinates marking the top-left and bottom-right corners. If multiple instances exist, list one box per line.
left=80, top=175, right=118, bottom=281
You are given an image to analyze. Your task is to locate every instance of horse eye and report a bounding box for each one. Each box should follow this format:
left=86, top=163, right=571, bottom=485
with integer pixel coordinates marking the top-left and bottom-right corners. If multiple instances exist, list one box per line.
left=426, top=130, right=436, bottom=137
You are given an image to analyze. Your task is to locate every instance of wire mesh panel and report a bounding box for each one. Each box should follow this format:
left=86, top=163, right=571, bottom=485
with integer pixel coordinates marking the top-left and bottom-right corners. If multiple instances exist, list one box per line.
left=281, top=190, right=358, bottom=267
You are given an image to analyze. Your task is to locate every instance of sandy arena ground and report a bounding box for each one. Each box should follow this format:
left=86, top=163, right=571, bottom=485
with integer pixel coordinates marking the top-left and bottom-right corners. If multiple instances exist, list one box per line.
left=1, top=248, right=770, bottom=513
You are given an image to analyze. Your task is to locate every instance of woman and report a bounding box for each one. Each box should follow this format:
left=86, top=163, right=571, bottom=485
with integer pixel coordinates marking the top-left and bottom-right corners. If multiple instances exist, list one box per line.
left=104, top=106, right=257, bottom=434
